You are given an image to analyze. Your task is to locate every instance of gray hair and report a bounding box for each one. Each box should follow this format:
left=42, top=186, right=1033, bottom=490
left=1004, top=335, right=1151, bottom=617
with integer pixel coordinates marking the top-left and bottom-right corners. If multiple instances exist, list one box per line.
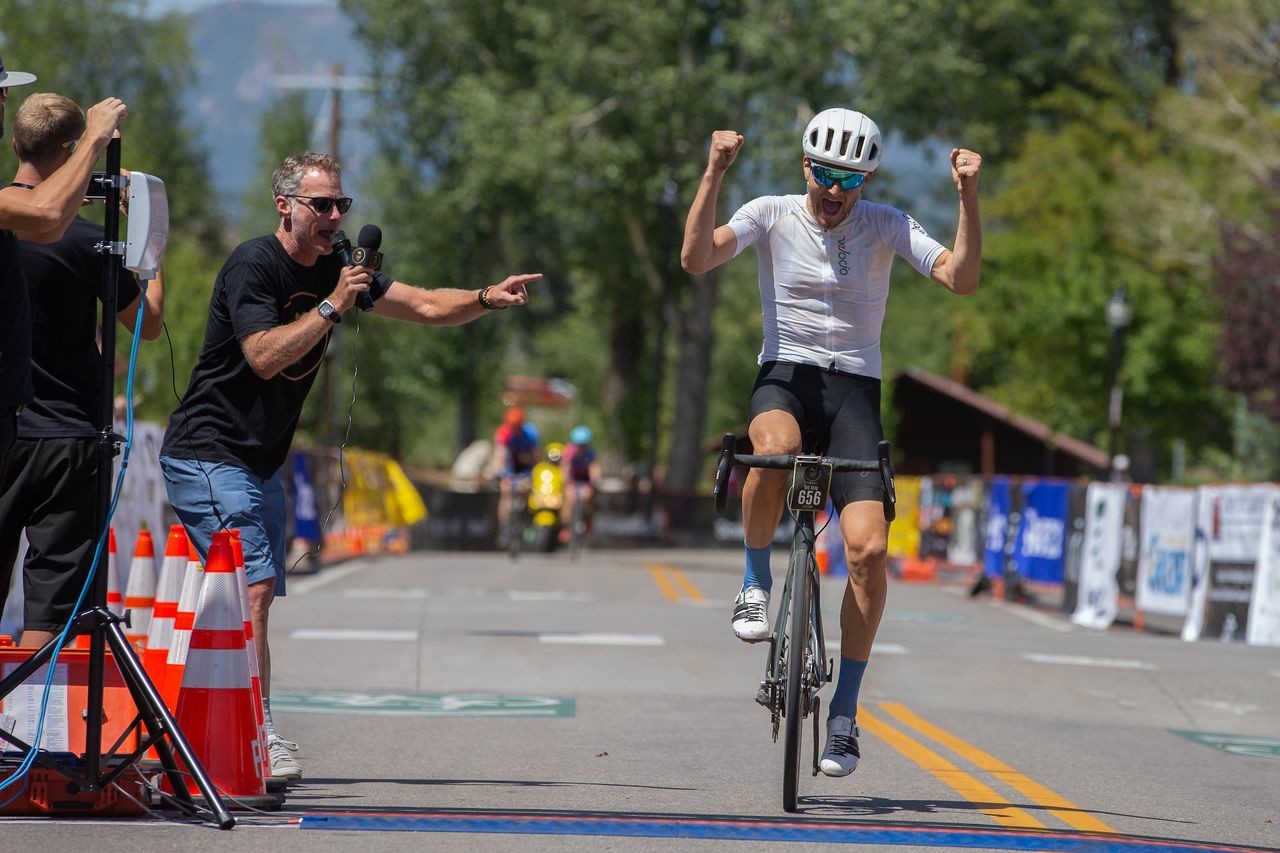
left=270, top=152, right=341, bottom=199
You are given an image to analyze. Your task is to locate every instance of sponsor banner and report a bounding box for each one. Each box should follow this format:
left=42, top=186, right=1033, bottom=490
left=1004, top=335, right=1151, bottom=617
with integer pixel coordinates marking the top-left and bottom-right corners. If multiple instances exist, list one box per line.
left=948, top=479, right=983, bottom=567
left=1071, top=483, right=1127, bottom=629
left=112, top=420, right=169, bottom=585
left=1135, top=487, right=1196, bottom=616
left=886, top=475, right=921, bottom=559
left=1183, top=484, right=1271, bottom=642
left=1246, top=488, right=1280, bottom=646
left=1060, top=484, right=1088, bottom=614
left=292, top=451, right=320, bottom=542
left=984, top=477, right=1010, bottom=578
left=1014, top=480, right=1069, bottom=584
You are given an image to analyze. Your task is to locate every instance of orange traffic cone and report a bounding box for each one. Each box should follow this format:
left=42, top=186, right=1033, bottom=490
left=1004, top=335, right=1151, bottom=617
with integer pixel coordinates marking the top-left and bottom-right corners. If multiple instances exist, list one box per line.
left=106, top=528, right=124, bottom=616
left=143, top=526, right=189, bottom=689
left=122, top=529, right=157, bottom=651
left=161, top=541, right=203, bottom=711
left=229, top=530, right=272, bottom=787
left=163, top=530, right=273, bottom=806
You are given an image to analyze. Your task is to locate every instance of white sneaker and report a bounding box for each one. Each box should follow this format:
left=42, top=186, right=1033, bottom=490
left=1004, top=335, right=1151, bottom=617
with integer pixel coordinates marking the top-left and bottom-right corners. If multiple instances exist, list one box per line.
left=268, top=735, right=302, bottom=781
left=731, top=587, right=770, bottom=642
left=819, top=716, right=860, bottom=776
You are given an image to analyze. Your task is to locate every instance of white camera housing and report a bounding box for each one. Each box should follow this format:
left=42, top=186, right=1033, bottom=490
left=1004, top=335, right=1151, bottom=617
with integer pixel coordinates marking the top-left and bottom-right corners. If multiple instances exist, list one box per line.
left=124, top=171, right=169, bottom=280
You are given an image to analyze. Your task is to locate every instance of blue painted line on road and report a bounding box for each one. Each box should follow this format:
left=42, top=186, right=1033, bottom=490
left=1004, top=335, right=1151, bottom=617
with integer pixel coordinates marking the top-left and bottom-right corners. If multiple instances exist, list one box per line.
left=297, top=812, right=1264, bottom=851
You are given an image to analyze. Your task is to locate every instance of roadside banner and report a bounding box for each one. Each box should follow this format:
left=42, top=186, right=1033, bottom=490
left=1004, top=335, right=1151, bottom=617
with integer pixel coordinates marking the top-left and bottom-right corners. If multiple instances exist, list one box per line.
left=292, top=451, right=320, bottom=543
left=1182, top=484, right=1271, bottom=642
left=1246, top=487, right=1280, bottom=646
left=1014, top=480, right=1069, bottom=583
left=948, top=479, right=983, bottom=567
left=984, top=477, right=1010, bottom=578
left=112, top=420, right=169, bottom=585
left=1072, top=482, right=1126, bottom=629
left=1135, top=487, right=1196, bottom=616
left=886, top=475, right=921, bottom=559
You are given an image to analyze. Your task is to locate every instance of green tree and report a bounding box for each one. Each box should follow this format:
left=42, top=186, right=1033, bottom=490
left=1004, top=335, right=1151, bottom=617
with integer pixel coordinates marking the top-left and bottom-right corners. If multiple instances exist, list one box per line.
left=342, top=0, right=855, bottom=481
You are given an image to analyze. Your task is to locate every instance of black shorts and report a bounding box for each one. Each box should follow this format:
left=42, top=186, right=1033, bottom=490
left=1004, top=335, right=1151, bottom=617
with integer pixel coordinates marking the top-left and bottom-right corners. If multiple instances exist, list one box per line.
left=0, top=436, right=99, bottom=633
left=748, top=360, right=884, bottom=511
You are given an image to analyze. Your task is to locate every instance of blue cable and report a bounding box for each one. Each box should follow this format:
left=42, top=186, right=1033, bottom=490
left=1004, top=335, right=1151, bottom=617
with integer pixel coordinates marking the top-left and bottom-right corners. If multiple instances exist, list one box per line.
left=0, top=280, right=148, bottom=798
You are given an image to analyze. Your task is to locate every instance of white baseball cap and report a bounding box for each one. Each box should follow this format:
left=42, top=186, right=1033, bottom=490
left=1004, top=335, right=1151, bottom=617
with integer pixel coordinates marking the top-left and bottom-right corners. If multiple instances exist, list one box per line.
left=0, top=56, right=37, bottom=88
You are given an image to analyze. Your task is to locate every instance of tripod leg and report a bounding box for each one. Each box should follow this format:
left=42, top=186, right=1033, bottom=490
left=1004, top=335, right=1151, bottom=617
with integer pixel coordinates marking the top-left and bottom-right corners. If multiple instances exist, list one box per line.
left=103, top=622, right=235, bottom=829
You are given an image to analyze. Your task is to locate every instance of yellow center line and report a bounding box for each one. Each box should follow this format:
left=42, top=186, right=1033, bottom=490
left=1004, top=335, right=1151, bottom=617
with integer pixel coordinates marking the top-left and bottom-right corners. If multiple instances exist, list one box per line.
left=645, top=564, right=681, bottom=603
left=878, top=702, right=1116, bottom=834
left=666, top=568, right=705, bottom=603
left=858, top=707, right=1046, bottom=830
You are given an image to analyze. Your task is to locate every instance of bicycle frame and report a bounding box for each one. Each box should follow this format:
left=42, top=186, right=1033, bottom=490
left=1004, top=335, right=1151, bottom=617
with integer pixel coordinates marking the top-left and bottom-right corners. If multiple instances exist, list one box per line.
left=712, top=432, right=895, bottom=812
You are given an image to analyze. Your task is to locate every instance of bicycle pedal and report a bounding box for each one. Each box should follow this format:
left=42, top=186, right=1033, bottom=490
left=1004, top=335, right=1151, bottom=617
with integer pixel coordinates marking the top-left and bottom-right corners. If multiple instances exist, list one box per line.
left=754, top=683, right=771, bottom=708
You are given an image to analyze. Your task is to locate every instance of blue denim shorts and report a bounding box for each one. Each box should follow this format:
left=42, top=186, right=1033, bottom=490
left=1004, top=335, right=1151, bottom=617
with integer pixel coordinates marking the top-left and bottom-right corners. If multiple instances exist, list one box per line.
left=159, top=455, right=288, bottom=595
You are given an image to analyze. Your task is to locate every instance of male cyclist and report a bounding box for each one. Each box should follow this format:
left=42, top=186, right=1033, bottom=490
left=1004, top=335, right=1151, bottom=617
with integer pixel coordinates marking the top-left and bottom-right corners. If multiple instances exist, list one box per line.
left=561, top=424, right=601, bottom=536
left=681, top=108, right=981, bottom=777
left=494, top=407, right=540, bottom=539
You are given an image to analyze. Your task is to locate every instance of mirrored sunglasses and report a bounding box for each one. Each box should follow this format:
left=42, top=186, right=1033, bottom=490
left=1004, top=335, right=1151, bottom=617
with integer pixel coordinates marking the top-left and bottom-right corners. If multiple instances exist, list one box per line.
left=809, top=162, right=867, bottom=191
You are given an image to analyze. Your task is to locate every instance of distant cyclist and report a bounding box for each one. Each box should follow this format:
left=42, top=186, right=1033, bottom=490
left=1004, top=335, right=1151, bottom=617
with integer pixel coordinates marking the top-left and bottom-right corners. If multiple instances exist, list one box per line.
left=561, top=424, right=601, bottom=534
left=494, top=407, right=540, bottom=537
left=681, top=108, right=982, bottom=777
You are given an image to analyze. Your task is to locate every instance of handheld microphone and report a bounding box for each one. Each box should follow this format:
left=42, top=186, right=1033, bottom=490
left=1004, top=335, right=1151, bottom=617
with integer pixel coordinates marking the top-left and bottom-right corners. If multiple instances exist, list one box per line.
left=330, top=226, right=385, bottom=310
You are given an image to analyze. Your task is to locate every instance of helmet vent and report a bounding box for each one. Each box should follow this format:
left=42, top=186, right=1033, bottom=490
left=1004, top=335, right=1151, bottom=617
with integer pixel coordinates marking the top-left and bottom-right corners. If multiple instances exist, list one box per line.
left=840, top=131, right=853, bottom=156
left=824, top=128, right=835, bottom=151
left=853, top=135, right=865, bottom=159
left=868, top=142, right=879, bottom=162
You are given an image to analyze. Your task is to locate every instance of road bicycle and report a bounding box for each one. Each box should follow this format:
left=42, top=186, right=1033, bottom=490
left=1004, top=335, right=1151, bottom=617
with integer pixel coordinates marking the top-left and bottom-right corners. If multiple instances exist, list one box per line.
left=713, top=432, right=896, bottom=812
left=566, top=482, right=590, bottom=563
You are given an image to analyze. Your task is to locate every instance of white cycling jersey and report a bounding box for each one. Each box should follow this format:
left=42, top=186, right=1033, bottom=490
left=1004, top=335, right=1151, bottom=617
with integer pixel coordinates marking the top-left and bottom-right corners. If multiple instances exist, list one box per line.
left=727, top=195, right=945, bottom=379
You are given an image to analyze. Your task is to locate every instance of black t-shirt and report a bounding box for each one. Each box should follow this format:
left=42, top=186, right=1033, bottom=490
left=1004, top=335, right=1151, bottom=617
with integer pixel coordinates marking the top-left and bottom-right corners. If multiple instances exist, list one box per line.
left=161, top=235, right=342, bottom=478
left=17, top=216, right=142, bottom=437
left=0, top=229, right=32, bottom=409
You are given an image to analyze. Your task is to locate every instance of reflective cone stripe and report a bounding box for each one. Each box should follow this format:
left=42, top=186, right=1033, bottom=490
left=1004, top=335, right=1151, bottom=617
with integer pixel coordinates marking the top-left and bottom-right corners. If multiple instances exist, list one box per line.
left=161, top=547, right=204, bottom=711
left=122, top=529, right=157, bottom=650
left=164, top=531, right=265, bottom=797
left=230, top=530, right=270, bottom=782
left=144, top=525, right=189, bottom=683
left=106, top=528, right=124, bottom=616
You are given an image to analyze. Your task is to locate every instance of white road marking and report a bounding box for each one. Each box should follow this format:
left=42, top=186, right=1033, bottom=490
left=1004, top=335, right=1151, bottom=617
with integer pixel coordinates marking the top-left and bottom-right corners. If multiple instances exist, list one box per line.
left=289, top=562, right=369, bottom=595
left=873, top=642, right=909, bottom=655
left=1192, top=699, right=1262, bottom=716
left=994, top=602, right=1075, bottom=633
left=291, top=629, right=418, bottom=641
left=539, top=633, right=665, bottom=646
left=1022, top=653, right=1155, bottom=670
left=343, top=587, right=591, bottom=602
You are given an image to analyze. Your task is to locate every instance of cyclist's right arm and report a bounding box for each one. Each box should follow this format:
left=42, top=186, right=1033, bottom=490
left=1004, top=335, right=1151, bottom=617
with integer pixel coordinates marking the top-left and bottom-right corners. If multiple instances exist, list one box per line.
left=681, top=130, right=744, bottom=275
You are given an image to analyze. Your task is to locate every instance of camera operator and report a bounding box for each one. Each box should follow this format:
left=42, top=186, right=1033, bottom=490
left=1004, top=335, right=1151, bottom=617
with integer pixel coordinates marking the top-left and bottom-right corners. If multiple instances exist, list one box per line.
left=0, top=55, right=128, bottom=483
left=0, top=93, right=163, bottom=649
left=158, top=152, right=541, bottom=783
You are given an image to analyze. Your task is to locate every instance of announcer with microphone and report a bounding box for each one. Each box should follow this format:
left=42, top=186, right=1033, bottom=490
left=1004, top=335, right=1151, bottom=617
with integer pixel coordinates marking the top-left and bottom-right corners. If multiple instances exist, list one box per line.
left=158, top=152, right=540, bottom=783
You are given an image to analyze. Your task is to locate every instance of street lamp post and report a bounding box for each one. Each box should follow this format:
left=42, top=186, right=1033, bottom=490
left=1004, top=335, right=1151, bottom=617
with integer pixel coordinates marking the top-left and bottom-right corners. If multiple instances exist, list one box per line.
left=1105, top=285, right=1133, bottom=481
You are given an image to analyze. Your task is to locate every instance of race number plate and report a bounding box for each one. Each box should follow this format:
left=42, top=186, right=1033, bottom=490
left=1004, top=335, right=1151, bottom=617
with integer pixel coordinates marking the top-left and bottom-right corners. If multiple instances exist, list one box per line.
left=788, top=457, right=832, bottom=512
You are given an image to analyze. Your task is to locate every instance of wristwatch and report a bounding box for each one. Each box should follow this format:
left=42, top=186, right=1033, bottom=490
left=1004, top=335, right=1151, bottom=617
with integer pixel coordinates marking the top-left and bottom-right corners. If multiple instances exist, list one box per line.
left=317, top=299, right=341, bottom=324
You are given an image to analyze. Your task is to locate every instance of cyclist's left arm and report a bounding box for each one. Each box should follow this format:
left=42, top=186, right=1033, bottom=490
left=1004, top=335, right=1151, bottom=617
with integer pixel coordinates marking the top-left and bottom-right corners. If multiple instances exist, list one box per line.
left=929, top=148, right=982, bottom=296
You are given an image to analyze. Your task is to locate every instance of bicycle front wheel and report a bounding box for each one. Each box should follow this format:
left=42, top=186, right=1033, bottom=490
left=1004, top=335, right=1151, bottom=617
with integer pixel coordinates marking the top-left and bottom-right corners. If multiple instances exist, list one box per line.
left=782, top=535, right=812, bottom=813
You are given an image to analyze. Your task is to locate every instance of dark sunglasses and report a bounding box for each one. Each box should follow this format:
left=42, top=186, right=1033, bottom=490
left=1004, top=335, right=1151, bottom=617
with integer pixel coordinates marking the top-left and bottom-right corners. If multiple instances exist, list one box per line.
left=809, top=162, right=867, bottom=191
left=288, top=194, right=352, bottom=214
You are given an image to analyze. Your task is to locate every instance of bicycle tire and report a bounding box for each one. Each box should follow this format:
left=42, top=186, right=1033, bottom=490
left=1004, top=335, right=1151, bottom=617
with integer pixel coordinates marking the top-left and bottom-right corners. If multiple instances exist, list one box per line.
left=782, top=534, right=812, bottom=813
left=507, top=491, right=523, bottom=562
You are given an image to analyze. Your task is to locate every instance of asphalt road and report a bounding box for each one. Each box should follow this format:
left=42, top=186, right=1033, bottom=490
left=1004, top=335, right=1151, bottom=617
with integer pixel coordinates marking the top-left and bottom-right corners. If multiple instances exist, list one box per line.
left=3, top=546, right=1278, bottom=851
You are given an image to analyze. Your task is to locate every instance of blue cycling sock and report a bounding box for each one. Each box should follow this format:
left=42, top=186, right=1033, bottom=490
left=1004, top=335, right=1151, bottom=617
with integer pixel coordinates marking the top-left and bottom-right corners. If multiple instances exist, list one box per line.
left=743, top=544, right=773, bottom=593
left=828, top=657, right=867, bottom=720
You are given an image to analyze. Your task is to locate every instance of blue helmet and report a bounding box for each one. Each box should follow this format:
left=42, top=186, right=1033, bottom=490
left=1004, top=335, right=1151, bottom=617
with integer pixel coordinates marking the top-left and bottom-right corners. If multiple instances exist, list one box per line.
left=570, top=425, right=592, bottom=445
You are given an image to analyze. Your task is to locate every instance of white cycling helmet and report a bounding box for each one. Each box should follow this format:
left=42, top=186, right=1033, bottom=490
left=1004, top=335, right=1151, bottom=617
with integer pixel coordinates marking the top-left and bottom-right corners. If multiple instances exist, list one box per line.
left=802, top=108, right=882, bottom=172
